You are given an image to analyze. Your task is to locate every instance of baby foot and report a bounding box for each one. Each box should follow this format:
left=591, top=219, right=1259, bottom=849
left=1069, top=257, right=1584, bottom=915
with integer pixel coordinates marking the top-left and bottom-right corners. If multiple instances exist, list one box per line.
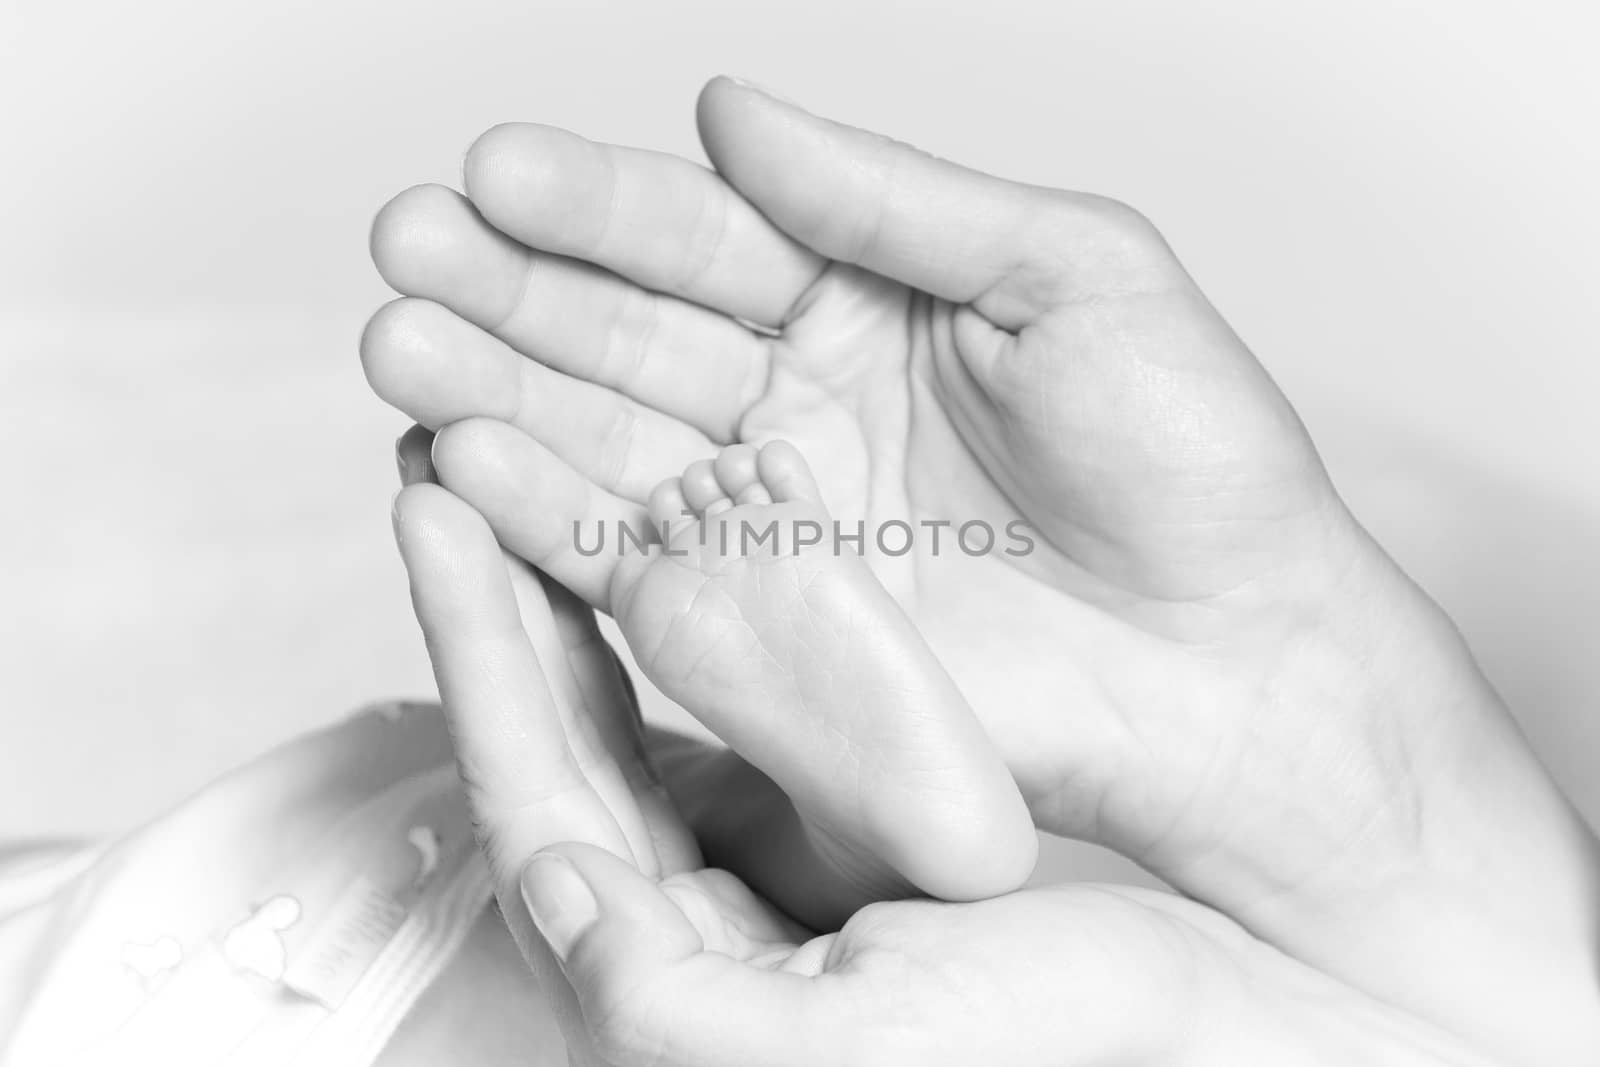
left=609, top=441, right=1037, bottom=903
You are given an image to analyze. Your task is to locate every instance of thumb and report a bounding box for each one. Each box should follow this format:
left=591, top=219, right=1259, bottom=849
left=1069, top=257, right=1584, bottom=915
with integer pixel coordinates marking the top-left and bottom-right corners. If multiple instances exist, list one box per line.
left=522, top=842, right=845, bottom=1067
left=696, top=76, right=1186, bottom=332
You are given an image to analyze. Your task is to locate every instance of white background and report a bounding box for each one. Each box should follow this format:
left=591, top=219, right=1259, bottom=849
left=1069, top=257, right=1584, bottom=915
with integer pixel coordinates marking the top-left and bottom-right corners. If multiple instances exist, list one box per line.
left=2, top=0, right=1597, bottom=858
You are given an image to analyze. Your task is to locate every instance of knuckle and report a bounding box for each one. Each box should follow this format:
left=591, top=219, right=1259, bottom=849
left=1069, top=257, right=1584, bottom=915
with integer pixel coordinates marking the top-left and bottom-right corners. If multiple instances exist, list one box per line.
left=1034, top=188, right=1158, bottom=242
left=675, top=183, right=731, bottom=293
left=603, top=284, right=658, bottom=386
left=1026, top=190, right=1182, bottom=294
left=1078, top=193, right=1174, bottom=266
left=1080, top=191, right=1160, bottom=236
left=597, top=403, right=640, bottom=493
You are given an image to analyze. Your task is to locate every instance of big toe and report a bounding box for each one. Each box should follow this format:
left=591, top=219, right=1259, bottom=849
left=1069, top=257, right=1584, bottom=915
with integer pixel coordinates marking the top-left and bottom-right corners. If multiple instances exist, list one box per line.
left=755, top=440, right=822, bottom=504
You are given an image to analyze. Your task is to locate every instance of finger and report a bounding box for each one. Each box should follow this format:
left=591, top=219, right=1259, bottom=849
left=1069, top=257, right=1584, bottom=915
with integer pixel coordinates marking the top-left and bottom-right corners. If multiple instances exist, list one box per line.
left=522, top=843, right=846, bottom=1067
left=392, top=482, right=624, bottom=1067
left=462, top=123, right=826, bottom=327
left=523, top=570, right=703, bottom=877
left=697, top=76, right=1187, bottom=331
left=543, top=577, right=703, bottom=875
left=370, top=185, right=771, bottom=442
left=391, top=483, right=636, bottom=881
left=500, top=557, right=667, bottom=879
left=364, top=298, right=714, bottom=502
left=428, top=417, right=642, bottom=611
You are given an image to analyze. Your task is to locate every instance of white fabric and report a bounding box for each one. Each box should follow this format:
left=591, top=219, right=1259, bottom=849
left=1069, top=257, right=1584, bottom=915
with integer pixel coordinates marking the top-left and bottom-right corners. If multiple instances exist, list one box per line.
left=0, top=702, right=491, bottom=1067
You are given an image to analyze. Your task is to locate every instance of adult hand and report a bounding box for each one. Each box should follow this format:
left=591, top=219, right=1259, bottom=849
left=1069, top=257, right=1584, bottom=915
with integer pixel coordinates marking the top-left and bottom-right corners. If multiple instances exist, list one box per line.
left=389, top=464, right=1497, bottom=1067
left=363, top=79, right=1599, bottom=1061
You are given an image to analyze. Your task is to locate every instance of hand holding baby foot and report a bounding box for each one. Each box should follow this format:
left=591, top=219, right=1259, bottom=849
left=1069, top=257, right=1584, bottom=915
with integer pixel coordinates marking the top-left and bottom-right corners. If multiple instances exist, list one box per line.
left=397, top=427, right=1034, bottom=927
left=366, top=81, right=1600, bottom=1061
left=391, top=473, right=1498, bottom=1067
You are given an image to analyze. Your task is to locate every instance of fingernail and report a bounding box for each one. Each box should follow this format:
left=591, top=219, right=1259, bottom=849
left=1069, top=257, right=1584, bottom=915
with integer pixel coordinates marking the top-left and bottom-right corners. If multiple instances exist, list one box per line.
left=521, top=853, right=598, bottom=963
left=722, top=74, right=797, bottom=107
left=395, top=436, right=409, bottom=483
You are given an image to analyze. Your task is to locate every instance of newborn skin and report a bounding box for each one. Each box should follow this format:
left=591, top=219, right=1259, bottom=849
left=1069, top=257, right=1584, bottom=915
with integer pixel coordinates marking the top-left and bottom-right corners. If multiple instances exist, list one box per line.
left=609, top=440, right=1037, bottom=905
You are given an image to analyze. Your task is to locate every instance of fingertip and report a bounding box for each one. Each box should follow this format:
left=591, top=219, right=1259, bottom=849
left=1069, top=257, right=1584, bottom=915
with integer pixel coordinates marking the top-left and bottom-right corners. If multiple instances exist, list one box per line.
left=429, top=416, right=516, bottom=491
left=988, top=822, right=1042, bottom=897
left=696, top=75, right=794, bottom=164
left=697, top=74, right=796, bottom=127
left=359, top=297, right=424, bottom=402
left=391, top=481, right=473, bottom=546
left=699, top=73, right=743, bottom=101
left=372, top=181, right=529, bottom=326
left=522, top=849, right=602, bottom=964
left=463, top=122, right=592, bottom=231
left=694, top=76, right=735, bottom=138
left=363, top=301, right=525, bottom=431
left=531, top=842, right=707, bottom=979
left=370, top=183, right=470, bottom=293
left=898, top=801, right=1040, bottom=903
left=391, top=483, right=492, bottom=587
left=696, top=75, right=746, bottom=126
left=461, top=121, right=527, bottom=201
left=390, top=479, right=442, bottom=529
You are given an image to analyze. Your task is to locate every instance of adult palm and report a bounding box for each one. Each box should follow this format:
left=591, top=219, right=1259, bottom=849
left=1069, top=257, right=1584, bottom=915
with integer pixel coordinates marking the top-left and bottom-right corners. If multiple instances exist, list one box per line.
left=364, top=77, right=1357, bottom=890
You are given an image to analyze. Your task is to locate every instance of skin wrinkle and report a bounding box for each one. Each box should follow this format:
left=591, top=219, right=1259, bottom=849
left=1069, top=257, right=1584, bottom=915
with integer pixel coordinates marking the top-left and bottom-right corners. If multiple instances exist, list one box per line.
left=502, top=352, right=540, bottom=431
left=892, top=289, right=937, bottom=612
left=602, top=275, right=659, bottom=395
left=986, top=364, right=1330, bottom=604
left=839, top=131, right=900, bottom=272
left=1123, top=688, right=1255, bottom=881
left=915, top=322, right=1053, bottom=584
left=581, top=134, right=626, bottom=274
left=1222, top=598, right=1434, bottom=912
left=731, top=330, right=775, bottom=432
left=1026, top=661, right=1151, bottom=840
left=1160, top=654, right=1408, bottom=914
left=671, top=168, right=733, bottom=305
left=489, top=240, right=545, bottom=338
left=598, top=402, right=642, bottom=500
left=966, top=193, right=1059, bottom=332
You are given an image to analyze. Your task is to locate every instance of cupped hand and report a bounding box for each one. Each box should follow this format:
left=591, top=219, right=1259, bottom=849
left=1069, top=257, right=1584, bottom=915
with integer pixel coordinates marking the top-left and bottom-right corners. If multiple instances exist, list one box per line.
left=362, top=78, right=1600, bottom=1060
left=388, top=465, right=1493, bottom=1067
left=360, top=78, right=1363, bottom=897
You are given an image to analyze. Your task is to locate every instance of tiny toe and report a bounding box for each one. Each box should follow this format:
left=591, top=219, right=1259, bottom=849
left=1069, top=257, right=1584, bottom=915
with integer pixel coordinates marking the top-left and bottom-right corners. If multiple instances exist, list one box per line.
left=756, top=441, right=822, bottom=504
left=648, top=477, right=690, bottom=533
left=680, top=459, right=726, bottom=516
left=734, top=482, right=773, bottom=507
left=712, top=444, right=762, bottom=499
